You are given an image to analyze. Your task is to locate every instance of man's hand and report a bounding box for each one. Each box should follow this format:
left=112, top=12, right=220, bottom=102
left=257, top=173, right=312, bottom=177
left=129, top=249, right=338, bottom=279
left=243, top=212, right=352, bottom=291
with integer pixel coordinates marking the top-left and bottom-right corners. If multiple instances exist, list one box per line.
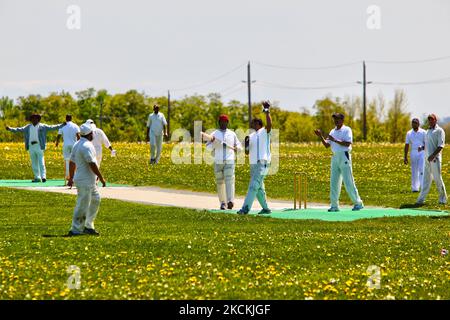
left=262, top=100, right=271, bottom=113
left=67, top=177, right=74, bottom=188
left=404, top=157, right=408, bottom=165
left=314, top=129, right=323, bottom=137
left=99, top=177, right=106, bottom=187
left=211, top=136, right=216, bottom=142
left=418, top=146, right=423, bottom=152
left=327, top=134, right=336, bottom=142
left=5, top=126, right=10, bottom=131
left=164, top=132, right=168, bottom=139
left=55, top=141, right=59, bottom=147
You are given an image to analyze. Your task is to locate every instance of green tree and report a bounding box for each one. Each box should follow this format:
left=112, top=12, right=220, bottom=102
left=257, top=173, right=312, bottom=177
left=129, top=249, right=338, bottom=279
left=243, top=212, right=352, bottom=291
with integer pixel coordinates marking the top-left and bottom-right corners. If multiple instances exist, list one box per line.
left=385, top=89, right=410, bottom=143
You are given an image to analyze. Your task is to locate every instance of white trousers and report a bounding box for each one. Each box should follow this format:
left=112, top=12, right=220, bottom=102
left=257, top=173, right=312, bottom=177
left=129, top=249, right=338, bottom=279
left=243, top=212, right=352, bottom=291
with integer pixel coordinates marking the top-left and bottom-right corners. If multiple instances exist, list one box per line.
left=330, top=151, right=363, bottom=208
left=214, top=162, right=235, bottom=204
left=150, top=133, right=163, bottom=162
left=71, top=185, right=101, bottom=233
left=63, top=145, right=74, bottom=177
left=410, top=151, right=425, bottom=192
left=29, top=144, right=46, bottom=180
left=417, top=157, right=447, bottom=204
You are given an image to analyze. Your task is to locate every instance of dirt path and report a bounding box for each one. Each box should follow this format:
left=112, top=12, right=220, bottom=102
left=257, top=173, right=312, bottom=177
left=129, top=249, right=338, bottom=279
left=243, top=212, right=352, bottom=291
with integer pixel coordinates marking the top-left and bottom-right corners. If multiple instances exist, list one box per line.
left=18, top=185, right=329, bottom=211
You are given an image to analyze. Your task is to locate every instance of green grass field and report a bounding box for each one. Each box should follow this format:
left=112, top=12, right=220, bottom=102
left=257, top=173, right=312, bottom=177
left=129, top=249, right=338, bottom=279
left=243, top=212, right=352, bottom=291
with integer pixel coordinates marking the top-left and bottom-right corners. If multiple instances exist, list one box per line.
left=0, top=142, right=449, bottom=300
left=0, top=188, right=449, bottom=300
left=0, top=142, right=449, bottom=210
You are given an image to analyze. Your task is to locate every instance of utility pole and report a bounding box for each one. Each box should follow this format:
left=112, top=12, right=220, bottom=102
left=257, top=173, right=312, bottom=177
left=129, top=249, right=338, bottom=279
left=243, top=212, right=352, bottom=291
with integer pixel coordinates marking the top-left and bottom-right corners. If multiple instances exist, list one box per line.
left=99, top=99, right=103, bottom=130
left=167, top=90, right=171, bottom=138
left=357, top=61, right=372, bottom=141
left=363, top=60, right=367, bottom=140
left=247, top=61, right=252, bottom=128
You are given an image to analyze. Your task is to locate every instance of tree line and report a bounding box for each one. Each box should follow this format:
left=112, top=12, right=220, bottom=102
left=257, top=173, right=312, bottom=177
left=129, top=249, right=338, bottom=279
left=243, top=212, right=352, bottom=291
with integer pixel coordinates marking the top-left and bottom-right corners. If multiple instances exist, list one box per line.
left=1, top=88, right=449, bottom=143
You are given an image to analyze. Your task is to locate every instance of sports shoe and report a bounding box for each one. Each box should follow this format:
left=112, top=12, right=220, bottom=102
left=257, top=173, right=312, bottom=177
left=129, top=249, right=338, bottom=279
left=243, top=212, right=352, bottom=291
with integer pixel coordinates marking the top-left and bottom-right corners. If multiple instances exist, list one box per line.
left=31, top=178, right=41, bottom=183
left=227, top=202, right=234, bottom=210
left=327, top=207, right=340, bottom=212
left=258, top=208, right=272, bottom=215
left=237, top=205, right=249, bottom=215
left=352, top=203, right=364, bottom=211
left=42, top=178, right=47, bottom=183
left=67, top=230, right=83, bottom=237
left=83, top=228, right=100, bottom=236
left=220, top=202, right=226, bottom=210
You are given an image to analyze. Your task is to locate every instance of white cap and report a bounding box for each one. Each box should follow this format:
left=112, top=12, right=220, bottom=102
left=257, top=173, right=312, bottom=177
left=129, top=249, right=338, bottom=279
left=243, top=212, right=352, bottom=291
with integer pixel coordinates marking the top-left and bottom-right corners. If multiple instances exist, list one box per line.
left=85, top=119, right=96, bottom=130
left=80, top=123, right=93, bottom=136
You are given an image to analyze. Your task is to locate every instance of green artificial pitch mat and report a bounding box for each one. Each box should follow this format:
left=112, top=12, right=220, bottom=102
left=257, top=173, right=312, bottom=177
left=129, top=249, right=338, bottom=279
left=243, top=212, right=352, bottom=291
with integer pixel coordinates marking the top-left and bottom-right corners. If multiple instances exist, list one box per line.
left=209, top=207, right=450, bottom=222
left=0, top=179, right=126, bottom=188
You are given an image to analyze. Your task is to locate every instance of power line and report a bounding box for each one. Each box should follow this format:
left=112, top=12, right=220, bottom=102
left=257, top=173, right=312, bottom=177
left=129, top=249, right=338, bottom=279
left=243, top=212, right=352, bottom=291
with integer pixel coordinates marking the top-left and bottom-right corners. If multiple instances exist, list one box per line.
left=367, top=55, right=450, bottom=64
left=253, top=60, right=361, bottom=70
left=222, top=85, right=245, bottom=98
left=171, top=62, right=246, bottom=92
left=372, top=76, right=450, bottom=86
left=256, top=81, right=359, bottom=90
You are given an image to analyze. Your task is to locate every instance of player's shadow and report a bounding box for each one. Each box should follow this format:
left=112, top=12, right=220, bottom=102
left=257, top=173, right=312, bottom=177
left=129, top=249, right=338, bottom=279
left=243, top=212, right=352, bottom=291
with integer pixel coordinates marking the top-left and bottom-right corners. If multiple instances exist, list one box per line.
left=399, top=203, right=424, bottom=209
left=42, top=234, right=86, bottom=238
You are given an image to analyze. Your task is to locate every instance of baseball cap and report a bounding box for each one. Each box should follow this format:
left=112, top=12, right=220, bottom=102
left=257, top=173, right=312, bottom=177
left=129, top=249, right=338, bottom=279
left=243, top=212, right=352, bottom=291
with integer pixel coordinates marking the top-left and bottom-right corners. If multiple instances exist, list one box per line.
left=79, top=123, right=93, bottom=136
left=332, top=113, right=344, bottom=120
left=218, top=114, right=229, bottom=122
left=85, top=119, right=96, bottom=129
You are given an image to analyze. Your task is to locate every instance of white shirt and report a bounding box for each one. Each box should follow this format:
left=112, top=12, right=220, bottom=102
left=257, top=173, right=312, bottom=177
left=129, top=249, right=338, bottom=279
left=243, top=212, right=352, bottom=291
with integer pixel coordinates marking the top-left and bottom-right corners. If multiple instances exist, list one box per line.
left=58, top=121, right=80, bottom=147
left=405, top=128, right=426, bottom=154
left=92, top=128, right=111, bottom=155
left=327, top=125, right=352, bottom=153
left=249, top=127, right=271, bottom=164
left=29, top=124, right=39, bottom=145
left=206, top=129, right=242, bottom=163
left=71, top=138, right=98, bottom=186
left=147, top=112, right=167, bottom=135
left=425, top=124, right=445, bottom=160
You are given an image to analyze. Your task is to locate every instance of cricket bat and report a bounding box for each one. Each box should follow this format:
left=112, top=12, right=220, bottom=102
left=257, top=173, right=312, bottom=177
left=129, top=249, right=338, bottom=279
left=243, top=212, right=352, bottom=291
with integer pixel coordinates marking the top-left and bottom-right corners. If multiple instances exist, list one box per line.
left=201, top=132, right=236, bottom=151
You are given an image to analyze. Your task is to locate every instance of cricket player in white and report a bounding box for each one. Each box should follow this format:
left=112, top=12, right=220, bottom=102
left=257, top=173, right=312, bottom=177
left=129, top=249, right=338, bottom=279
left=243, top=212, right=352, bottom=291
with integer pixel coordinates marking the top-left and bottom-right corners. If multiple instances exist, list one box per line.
left=146, top=104, right=168, bottom=164
left=67, top=123, right=106, bottom=236
left=85, top=119, right=115, bottom=167
left=238, top=101, right=272, bottom=215
left=314, top=113, right=364, bottom=212
left=56, top=114, right=80, bottom=182
left=404, top=118, right=426, bottom=192
left=416, top=114, right=447, bottom=205
left=206, top=114, right=242, bottom=210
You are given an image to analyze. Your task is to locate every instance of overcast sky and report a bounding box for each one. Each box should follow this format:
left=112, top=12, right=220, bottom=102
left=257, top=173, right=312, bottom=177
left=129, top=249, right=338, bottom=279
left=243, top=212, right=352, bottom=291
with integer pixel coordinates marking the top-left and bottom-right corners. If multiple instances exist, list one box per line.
left=1, top=0, right=449, bottom=119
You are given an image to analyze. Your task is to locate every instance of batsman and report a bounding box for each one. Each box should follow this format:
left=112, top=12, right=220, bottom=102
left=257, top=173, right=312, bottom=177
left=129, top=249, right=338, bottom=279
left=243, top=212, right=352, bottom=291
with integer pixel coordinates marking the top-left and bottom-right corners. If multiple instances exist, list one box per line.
left=205, top=114, right=242, bottom=210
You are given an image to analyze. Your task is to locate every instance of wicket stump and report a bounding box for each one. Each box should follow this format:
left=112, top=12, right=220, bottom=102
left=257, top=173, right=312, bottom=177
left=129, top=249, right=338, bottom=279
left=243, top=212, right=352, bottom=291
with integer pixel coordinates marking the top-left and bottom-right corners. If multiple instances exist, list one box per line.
left=294, top=172, right=307, bottom=209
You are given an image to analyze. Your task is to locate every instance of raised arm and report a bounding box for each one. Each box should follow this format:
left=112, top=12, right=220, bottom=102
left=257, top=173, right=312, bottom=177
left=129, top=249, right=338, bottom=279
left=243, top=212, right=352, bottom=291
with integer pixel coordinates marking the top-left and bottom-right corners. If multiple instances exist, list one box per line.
left=42, top=123, right=66, bottom=131
left=6, top=124, right=28, bottom=133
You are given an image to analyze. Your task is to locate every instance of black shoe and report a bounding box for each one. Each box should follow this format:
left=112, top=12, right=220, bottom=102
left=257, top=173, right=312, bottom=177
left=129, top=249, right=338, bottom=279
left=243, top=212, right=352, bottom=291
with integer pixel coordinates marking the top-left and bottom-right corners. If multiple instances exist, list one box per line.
left=31, top=179, right=41, bottom=183
left=258, top=208, right=271, bottom=215
left=67, top=230, right=83, bottom=237
left=227, top=202, right=234, bottom=210
left=42, top=178, right=47, bottom=183
left=83, top=228, right=100, bottom=236
left=220, top=202, right=226, bottom=210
